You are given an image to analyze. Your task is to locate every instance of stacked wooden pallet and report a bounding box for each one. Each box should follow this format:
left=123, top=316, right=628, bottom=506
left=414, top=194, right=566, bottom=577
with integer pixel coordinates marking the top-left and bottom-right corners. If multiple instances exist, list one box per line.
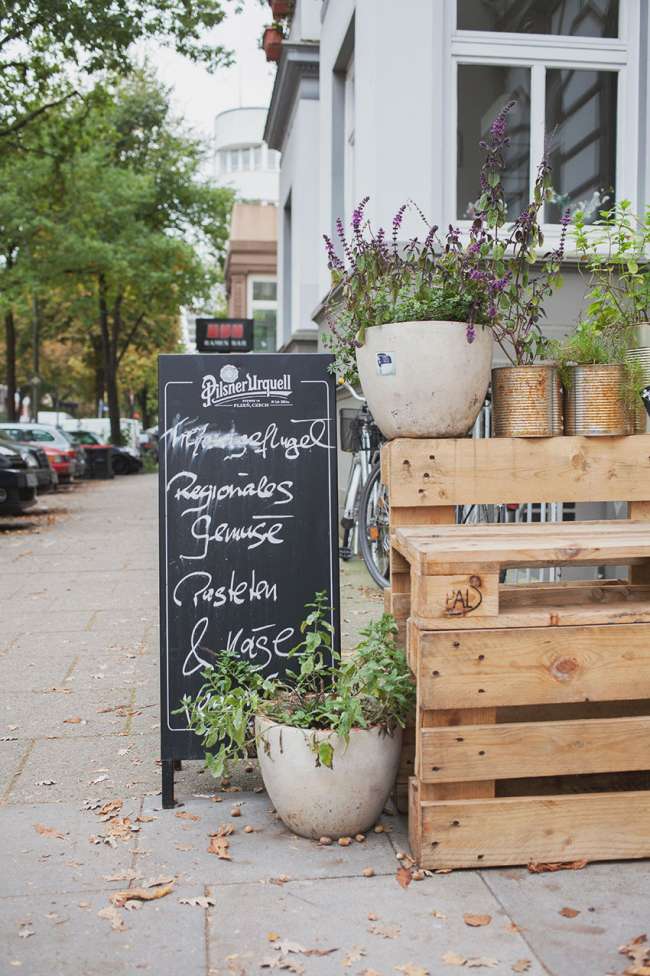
left=382, top=435, right=650, bottom=869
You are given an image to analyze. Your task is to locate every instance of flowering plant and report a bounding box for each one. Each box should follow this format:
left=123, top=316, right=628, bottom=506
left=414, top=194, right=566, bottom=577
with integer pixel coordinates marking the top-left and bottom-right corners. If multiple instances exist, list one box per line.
left=322, top=101, right=569, bottom=379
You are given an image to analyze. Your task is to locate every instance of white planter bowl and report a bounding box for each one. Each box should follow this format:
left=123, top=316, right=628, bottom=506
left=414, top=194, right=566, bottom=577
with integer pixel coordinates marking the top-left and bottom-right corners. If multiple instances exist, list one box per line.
left=355, top=320, right=493, bottom=439
left=255, top=716, right=402, bottom=839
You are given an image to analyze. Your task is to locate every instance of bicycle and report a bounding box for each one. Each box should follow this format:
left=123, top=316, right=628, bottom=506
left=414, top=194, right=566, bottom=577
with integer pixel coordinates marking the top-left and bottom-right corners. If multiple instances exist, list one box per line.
left=338, top=383, right=390, bottom=589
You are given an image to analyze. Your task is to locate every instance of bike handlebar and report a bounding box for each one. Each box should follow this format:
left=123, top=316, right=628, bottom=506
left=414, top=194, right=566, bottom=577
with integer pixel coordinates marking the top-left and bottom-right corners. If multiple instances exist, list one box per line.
left=338, top=379, right=367, bottom=404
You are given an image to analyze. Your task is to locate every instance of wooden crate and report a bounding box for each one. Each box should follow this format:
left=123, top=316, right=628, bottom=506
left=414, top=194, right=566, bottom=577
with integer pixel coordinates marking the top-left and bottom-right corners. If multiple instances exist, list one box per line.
left=383, top=434, right=650, bottom=868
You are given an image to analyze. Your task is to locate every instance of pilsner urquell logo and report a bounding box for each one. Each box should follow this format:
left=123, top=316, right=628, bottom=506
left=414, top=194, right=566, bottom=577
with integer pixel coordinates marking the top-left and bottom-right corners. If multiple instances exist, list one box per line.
left=201, top=366, right=292, bottom=406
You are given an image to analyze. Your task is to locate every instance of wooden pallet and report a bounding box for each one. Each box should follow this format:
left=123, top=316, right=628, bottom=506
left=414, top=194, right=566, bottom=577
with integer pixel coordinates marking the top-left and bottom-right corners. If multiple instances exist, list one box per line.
left=383, top=434, right=650, bottom=868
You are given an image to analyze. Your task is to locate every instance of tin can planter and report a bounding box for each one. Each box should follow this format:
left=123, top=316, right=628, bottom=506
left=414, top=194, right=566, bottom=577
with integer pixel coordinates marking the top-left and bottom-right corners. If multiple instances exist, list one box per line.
left=564, top=364, right=633, bottom=436
left=626, top=325, right=650, bottom=433
left=492, top=365, right=563, bottom=437
left=355, top=320, right=493, bottom=439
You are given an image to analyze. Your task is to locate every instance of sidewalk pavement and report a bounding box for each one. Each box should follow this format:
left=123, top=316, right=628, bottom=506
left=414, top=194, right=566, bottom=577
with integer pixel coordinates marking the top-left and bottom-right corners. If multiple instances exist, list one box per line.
left=0, top=474, right=648, bottom=976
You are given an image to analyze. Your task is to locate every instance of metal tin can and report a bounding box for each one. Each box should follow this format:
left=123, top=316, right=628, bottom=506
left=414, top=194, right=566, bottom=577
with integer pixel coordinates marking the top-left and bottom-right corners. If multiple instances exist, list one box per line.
left=625, top=347, right=650, bottom=433
left=564, top=364, right=632, bottom=436
left=492, top=365, right=563, bottom=437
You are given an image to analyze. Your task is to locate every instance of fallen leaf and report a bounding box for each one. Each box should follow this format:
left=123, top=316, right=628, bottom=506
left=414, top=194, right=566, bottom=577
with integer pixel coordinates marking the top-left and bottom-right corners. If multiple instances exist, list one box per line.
left=342, top=946, right=366, bottom=967
left=396, top=865, right=413, bottom=889
left=110, top=884, right=174, bottom=907
left=89, top=775, right=109, bottom=785
left=18, top=926, right=34, bottom=939
left=136, top=815, right=155, bottom=823
left=34, top=823, right=64, bottom=840
left=63, top=717, right=82, bottom=724
left=442, top=952, right=467, bottom=966
left=97, top=906, right=126, bottom=931
left=260, top=956, right=304, bottom=973
left=559, top=907, right=580, bottom=918
left=98, top=799, right=123, bottom=819
left=360, top=971, right=382, bottom=976
left=35, top=780, right=55, bottom=787
left=270, top=875, right=291, bottom=885
left=465, top=960, right=498, bottom=969
left=432, top=911, right=447, bottom=920
left=464, top=914, right=492, bottom=928
left=208, top=835, right=231, bottom=860
left=527, top=859, right=588, bottom=874
left=395, top=966, right=429, bottom=976
left=178, top=896, right=216, bottom=908
left=144, top=875, right=175, bottom=888
left=103, top=870, right=139, bottom=882
left=619, top=934, right=650, bottom=973
left=267, top=932, right=280, bottom=943
left=175, top=811, right=200, bottom=822
left=369, top=924, right=400, bottom=939
left=512, top=961, right=531, bottom=973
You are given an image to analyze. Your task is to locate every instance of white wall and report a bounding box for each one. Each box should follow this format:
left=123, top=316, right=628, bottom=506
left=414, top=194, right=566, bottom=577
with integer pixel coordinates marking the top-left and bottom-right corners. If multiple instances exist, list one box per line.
left=214, top=107, right=279, bottom=203
left=278, top=97, right=321, bottom=348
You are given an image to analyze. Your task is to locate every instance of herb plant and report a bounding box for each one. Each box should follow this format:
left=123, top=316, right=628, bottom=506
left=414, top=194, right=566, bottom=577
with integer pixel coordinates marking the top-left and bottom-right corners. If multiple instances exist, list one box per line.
left=573, top=201, right=650, bottom=331
left=549, top=320, right=644, bottom=411
left=178, top=593, right=415, bottom=777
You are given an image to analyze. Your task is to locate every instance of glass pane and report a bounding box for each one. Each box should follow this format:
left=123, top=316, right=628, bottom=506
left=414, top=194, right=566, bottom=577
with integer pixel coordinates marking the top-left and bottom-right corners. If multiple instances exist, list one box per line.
left=253, top=146, right=262, bottom=169
left=457, top=64, right=531, bottom=220
left=253, top=309, right=277, bottom=352
left=457, top=0, right=619, bottom=37
left=545, top=68, right=617, bottom=223
left=253, top=280, right=277, bottom=301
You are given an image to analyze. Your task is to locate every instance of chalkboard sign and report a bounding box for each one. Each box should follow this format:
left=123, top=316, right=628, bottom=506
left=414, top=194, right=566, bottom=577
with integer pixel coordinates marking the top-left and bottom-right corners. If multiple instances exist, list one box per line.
left=158, top=353, right=340, bottom=805
left=196, top=318, right=254, bottom=353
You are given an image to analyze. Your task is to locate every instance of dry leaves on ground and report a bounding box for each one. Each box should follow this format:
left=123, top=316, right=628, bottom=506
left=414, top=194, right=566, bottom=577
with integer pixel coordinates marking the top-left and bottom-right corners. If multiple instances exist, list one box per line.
left=342, top=946, right=366, bottom=967
left=97, top=799, right=123, bottom=820
left=103, top=869, right=139, bottom=882
left=136, top=815, right=155, bottom=823
left=176, top=811, right=200, bottom=822
left=110, top=882, right=174, bottom=908
left=618, top=934, right=650, bottom=975
left=271, top=942, right=337, bottom=957
left=527, top=859, right=588, bottom=874
left=179, top=896, right=216, bottom=908
left=396, top=865, right=413, bottom=889
left=97, top=906, right=126, bottom=931
left=368, top=923, right=400, bottom=939
left=441, top=952, right=498, bottom=968
left=208, top=824, right=234, bottom=860
left=464, top=915, right=492, bottom=928
left=63, top=716, right=83, bottom=724
left=34, top=823, right=65, bottom=840
left=395, top=966, right=429, bottom=976
left=270, top=875, right=291, bottom=886
left=559, top=907, right=580, bottom=918
left=512, top=961, right=531, bottom=973
left=18, top=925, right=34, bottom=939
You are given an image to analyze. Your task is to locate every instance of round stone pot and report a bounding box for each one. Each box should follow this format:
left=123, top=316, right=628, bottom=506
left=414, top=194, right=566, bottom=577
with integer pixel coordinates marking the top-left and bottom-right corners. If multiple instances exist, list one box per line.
left=255, top=716, right=402, bottom=840
left=355, top=320, right=492, bottom=439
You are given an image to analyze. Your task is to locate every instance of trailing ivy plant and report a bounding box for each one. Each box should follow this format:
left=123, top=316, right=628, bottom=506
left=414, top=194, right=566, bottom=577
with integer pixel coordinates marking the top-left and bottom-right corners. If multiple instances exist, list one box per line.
left=177, top=593, right=415, bottom=777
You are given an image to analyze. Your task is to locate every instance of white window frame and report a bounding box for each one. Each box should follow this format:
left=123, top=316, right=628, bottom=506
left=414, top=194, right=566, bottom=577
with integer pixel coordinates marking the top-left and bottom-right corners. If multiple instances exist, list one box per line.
left=344, top=53, right=356, bottom=225
left=447, top=0, right=641, bottom=249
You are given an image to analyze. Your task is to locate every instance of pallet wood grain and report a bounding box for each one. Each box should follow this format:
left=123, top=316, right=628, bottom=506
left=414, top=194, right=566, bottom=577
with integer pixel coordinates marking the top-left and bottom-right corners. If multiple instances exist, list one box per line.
left=414, top=788, right=650, bottom=868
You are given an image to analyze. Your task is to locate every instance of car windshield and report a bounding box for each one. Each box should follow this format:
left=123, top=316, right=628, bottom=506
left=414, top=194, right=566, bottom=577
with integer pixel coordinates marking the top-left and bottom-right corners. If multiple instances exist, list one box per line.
left=26, top=429, right=56, bottom=442
left=70, top=431, right=99, bottom=445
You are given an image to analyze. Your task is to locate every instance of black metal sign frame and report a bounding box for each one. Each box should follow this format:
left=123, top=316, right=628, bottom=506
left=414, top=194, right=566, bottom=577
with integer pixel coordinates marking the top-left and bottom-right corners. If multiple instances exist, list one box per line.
left=195, top=317, right=254, bottom=353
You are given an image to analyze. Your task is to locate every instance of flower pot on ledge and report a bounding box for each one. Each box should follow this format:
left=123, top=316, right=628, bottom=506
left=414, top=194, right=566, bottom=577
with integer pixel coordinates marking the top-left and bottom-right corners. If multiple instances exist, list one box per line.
left=564, top=364, right=632, bottom=436
left=355, top=320, right=493, bottom=439
left=262, top=26, right=283, bottom=62
left=271, top=0, right=291, bottom=17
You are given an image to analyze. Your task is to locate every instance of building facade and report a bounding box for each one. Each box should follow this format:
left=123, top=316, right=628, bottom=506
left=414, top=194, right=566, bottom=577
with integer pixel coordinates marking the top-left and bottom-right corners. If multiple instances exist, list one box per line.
left=266, top=0, right=650, bottom=356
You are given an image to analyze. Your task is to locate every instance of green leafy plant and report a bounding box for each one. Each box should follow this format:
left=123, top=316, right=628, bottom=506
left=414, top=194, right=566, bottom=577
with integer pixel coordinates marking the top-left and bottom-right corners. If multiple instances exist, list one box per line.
left=549, top=320, right=644, bottom=410
left=177, top=593, right=415, bottom=777
left=573, top=201, right=650, bottom=331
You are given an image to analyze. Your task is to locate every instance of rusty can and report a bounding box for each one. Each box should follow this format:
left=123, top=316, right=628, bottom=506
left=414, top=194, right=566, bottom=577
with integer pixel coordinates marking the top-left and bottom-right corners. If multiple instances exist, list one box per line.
left=625, top=347, right=650, bottom=433
left=492, top=365, right=563, bottom=437
left=564, top=364, right=632, bottom=436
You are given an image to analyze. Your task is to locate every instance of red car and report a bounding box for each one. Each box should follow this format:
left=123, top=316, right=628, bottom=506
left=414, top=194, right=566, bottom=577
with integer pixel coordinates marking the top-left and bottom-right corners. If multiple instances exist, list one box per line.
left=0, top=423, right=81, bottom=483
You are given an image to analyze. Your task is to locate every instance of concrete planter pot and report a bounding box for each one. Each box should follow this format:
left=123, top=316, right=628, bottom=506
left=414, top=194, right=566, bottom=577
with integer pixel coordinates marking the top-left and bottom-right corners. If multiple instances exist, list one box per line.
left=355, top=320, right=492, bottom=439
left=255, top=716, right=402, bottom=839
left=492, top=365, right=563, bottom=437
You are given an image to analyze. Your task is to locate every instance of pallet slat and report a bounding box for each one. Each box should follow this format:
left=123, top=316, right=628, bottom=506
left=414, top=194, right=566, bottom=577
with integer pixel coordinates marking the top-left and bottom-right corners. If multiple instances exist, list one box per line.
left=411, top=784, right=650, bottom=868
left=418, top=714, right=650, bottom=782
left=417, top=623, right=650, bottom=709
left=386, top=435, right=650, bottom=507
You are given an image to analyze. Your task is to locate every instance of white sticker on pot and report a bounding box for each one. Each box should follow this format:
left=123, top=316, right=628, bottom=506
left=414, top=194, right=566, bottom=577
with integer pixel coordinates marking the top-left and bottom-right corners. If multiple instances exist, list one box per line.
left=376, top=353, right=395, bottom=376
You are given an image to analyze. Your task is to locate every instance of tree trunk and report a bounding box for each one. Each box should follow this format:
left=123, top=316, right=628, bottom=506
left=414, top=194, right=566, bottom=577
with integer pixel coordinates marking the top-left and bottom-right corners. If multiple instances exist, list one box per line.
left=4, top=308, right=18, bottom=421
left=98, top=274, right=121, bottom=444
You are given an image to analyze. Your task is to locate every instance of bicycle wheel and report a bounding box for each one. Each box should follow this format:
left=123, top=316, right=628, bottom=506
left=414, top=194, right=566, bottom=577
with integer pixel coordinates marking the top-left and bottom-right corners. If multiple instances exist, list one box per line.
left=359, top=463, right=390, bottom=589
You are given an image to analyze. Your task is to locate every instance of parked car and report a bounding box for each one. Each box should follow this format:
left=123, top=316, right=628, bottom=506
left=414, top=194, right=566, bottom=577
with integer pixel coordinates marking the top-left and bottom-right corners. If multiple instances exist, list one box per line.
left=0, top=438, right=58, bottom=494
left=0, top=423, right=83, bottom=482
left=0, top=440, right=38, bottom=514
left=61, top=417, right=143, bottom=460
left=66, top=430, right=143, bottom=475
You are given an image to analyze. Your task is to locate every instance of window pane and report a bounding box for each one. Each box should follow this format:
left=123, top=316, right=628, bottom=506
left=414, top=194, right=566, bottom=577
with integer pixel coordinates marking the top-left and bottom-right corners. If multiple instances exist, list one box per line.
left=457, top=0, right=619, bottom=37
left=545, top=68, right=617, bottom=223
left=253, top=309, right=277, bottom=352
left=457, top=64, right=531, bottom=220
left=253, top=280, right=277, bottom=301
left=253, top=146, right=262, bottom=168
